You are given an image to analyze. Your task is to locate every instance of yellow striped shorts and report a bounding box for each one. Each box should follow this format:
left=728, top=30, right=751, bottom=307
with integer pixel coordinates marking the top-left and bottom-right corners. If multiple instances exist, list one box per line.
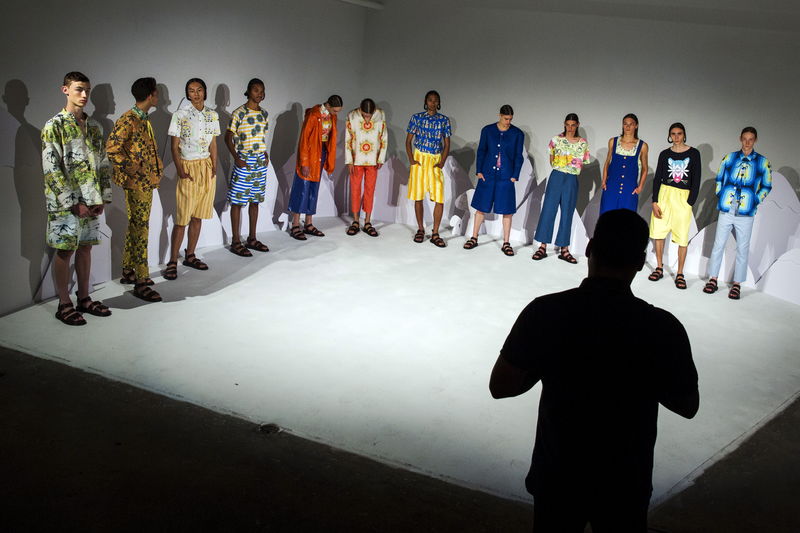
left=408, top=149, right=444, bottom=203
left=176, top=157, right=216, bottom=225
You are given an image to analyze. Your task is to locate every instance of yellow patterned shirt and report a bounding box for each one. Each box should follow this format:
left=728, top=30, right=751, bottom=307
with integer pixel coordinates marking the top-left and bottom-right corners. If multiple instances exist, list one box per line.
left=228, top=104, right=269, bottom=156
left=106, top=106, right=163, bottom=190
left=549, top=134, right=590, bottom=175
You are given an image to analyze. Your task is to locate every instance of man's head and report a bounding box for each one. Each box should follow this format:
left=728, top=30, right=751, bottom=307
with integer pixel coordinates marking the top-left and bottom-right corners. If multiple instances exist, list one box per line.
left=131, top=77, right=158, bottom=106
left=740, top=126, right=757, bottom=154
left=61, top=72, right=91, bottom=109
left=586, top=209, right=648, bottom=281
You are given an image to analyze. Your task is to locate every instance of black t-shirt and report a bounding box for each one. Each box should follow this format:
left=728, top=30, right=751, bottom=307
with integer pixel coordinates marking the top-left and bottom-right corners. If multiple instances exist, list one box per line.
left=500, top=277, right=698, bottom=500
left=652, top=147, right=701, bottom=205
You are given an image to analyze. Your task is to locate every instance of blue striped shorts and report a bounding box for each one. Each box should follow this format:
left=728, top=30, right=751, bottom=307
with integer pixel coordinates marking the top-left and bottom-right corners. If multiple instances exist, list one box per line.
left=227, top=153, right=267, bottom=205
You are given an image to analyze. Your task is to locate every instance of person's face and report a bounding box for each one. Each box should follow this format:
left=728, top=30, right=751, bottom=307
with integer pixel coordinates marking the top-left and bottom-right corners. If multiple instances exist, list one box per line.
left=564, top=120, right=579, bottom=136
left=425, top=93, right=439, bottom=112
left=248, top=84, right=265, bottom=103
left=62, top=80, right=91, bottom=109
left=329, top=106, right=342, bottom=115
left=669, top=127, right=685, bottom=144
left=740, top=132, right=757, bottom=152
left=187, top=82, right=205, bottom=105
left=499, top=114, right=513, bottom=128
left=622, top=117, right=637, bottom=135
left=360, top=110, right=372, bottom=122
left=149, top=89, right=159, bottom=107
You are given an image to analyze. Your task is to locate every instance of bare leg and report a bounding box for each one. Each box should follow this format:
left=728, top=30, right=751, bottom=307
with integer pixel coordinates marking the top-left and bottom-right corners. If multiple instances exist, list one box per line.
left=352, top=211, right=360, bottom=224
left=54, top=249, right=76, bottom=305
left=654, top=238, right=665, bottom=269
left=305, top=214, right=313, bottom=227
left=472, top=211, right=485, bottom=239
left=414, top=200, right=424, bottom=231
left=74, top=245, right=92, bottom=300
left=247, top=203, right=259, bottom=240
left=230, top=204, right=242, bottom=243
left=677, top=245, right=688, bottom=274
left=186, top=217, right=202, bottom=256
left=169, top=224, right=187, bottom=263
left=364, top=211, right=371, bottom=225
left=292, top=212, right=300, bottom=228
left=502, top=214, right=512, bottom=243
left=432, top=202, right=443, bottom=234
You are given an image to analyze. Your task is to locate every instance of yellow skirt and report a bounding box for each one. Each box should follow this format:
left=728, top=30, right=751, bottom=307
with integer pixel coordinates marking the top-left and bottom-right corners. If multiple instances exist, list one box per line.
left=176, top=157, right=216, bottom=225
left=407, top=149, right=444, bottom=203
left=650, top=186, right=692, bottom=246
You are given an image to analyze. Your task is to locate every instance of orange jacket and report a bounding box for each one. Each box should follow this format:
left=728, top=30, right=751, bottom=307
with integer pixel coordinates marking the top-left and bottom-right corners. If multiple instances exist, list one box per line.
left=295, top=105, right=337, bottom=182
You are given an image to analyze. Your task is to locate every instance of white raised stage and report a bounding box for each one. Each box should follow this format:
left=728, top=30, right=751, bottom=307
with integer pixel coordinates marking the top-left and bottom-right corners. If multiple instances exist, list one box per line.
left=1, top=218, right=798, bottom=505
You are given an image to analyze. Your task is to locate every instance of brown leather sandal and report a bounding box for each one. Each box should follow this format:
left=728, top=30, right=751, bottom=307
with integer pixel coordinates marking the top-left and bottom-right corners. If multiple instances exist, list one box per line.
left=76, top=295, right=112, bottom=317
left=55, top=302, right=86, bottom=326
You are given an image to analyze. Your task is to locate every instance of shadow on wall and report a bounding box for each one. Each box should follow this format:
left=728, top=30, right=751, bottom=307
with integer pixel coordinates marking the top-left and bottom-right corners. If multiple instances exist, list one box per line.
left=694, top=143, right=718, bottom=230
left=214, top=84, right=231, bottom=214
left=779, top=166, right=800, bottom=201
left=270, top=102, right=302, bottom=224
left=377, top=100, right=408, bottom=208
left=90, top=83, right=115, bottom=143
left=4, top=79, right=48, bottom=304
left=448, top=135, right=476, bottom=222
left=149, top=83, right=175, bottom=261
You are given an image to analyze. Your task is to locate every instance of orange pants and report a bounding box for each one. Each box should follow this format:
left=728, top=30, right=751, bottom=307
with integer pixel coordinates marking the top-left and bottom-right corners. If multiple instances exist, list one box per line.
left=350, top=165, right=378, bottom=215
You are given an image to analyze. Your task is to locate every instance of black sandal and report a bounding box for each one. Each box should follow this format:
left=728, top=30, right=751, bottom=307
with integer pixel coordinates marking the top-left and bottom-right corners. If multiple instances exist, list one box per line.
left=230, top=241, right=253, bottom=257
left=346, top=221, right=360, bottom=236
left=303, top=224, right=325, bottom=237
left=703, top=278, right=718, bottom=294
left=133, top=282, right=162, bottom=302
left=558, top=249, right=577, bottom=264
left=55, top=302, right=86, bottom=326
left=501, top=242, right=514, bottom=256
left=532, top=246, right=547, bottom=261
left=121, top=269, right=154, bottom=285
left=430, top=232, right=446, bottom=248
left=164, top=261, right=178, bottom=281
left=290, top=225, right=307, bottom=241
left=728, top=283, right=741, bottom=300
left=245, top=238, right=269, bottom=252
left=675, top=273, right=687, bottom=290
left=463, top=237, right=478, bottom=250
left=413, top=229, right=425, bottom=243
left=76, top=295, right=112, bottom=317
left=183, top=251, right=208, bottom=270
left=362, top=222, right=378, bottom=237
left=648, top=267, right=664, bottom=281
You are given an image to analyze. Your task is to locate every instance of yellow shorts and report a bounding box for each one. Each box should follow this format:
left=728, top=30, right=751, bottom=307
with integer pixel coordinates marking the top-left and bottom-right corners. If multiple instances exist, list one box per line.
left=408, top=149, right=444, bottom=204
left=650, top=186, right=692, bottom=247
left=176, top=157, right=216, bottom=226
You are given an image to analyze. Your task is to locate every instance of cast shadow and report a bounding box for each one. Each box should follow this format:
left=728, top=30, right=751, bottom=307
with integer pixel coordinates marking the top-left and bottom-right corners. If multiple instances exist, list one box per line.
left=270, top=102, right=302, bottom=224
left=377, top=101, right=408, bottom=208
left=693, top=143, right=717, bottom=231
left=5, top=79, right=48, bottom=300
left=577, top=159, right=601, bottom=217
left=149, top=83, right=175, bottom=262
left=448, top=137, right=476, bottom=221
left=778, top=166, right=800, bottom=201
left=90, top=83, right=115, bottom=143
left=214, top=84, right=232, bottom=214
left=520, top=155, right=546, bottom=242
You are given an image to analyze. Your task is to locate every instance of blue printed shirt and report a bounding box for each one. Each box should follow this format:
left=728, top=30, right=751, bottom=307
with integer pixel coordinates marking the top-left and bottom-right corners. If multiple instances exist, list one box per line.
left=406, top=111, right=452, bottom=154
left=715, top=150, right=771, bottom=216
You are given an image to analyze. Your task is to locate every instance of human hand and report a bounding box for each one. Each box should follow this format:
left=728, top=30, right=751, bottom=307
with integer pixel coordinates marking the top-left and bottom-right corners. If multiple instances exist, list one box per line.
left=477, top=173, right=485, bottom=181
left=347, top=164, right=354, bottom=172
left=234, top=157, right=247, bottom=169
left=90, top=204, right=105, bottom=216
left=178, top=169, right=192, bottom=181
left=632, top=185, right=642, bottom=195
left=410, top=159, right=420, bottom=166
left=301, top=165, right=310, bottom=178
left=377, top=163, right=383, bottom=170
left=264, top=154, right=269, bottom=167
left=602, top=179, right=607, bottom=191
left=435, top=161, right=445, bottom=169
left=510, top=178, right=517, bottom=182
left=71, top=203, right=91, bottom=218
left=652, top=203, right=662, bottom=219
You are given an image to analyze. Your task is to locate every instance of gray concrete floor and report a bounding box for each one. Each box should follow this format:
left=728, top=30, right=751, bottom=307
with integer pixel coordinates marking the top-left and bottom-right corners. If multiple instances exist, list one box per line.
left=1, top=346, right=797, bottom=532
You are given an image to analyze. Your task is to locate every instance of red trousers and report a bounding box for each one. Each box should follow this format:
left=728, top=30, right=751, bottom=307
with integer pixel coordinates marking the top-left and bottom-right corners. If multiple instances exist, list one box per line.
left=350, top=165, right=378, bottom=215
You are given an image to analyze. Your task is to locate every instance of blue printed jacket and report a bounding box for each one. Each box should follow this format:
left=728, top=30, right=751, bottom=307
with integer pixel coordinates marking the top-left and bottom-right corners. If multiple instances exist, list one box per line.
left=715, top=150, right=771, bottom=216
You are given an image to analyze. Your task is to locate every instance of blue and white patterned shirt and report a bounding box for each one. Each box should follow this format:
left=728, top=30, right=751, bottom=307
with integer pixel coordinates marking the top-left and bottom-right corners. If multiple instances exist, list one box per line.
left=715, top=150, right=771, bottom=217
left=406, top=111, right=452, bottom=155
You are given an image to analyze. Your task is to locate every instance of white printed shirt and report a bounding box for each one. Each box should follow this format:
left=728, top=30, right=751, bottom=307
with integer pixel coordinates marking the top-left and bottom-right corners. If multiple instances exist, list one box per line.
left=168, top=105, right=221, bottom=160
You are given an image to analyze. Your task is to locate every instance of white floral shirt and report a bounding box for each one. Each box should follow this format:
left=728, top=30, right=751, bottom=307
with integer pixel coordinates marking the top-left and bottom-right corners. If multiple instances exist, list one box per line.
left=168, top=105, right=221, bottom=160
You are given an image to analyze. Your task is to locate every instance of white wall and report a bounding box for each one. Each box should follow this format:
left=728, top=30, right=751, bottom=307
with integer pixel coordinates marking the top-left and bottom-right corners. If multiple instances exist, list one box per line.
left=0, top=0, right=366, bottom=315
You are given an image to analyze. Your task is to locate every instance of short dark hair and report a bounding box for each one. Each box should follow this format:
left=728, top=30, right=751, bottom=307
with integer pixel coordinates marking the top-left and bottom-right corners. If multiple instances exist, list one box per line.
left=326, top=94, right=343, bottom=107
left=590, top=209, right=649, bottom=269
left=359, top=98, right=376, bottom=114
left=131, top=77, right=157, bottom=102
left=63, top=71, right=89, bottom=87
left=741, top=126, right=758, bottom=139
left=499, top=104, right=514, bottom=116
left=185, top=78, right=207, bottom=100
left=563, top=112, right=580, bottom=136
left=424, top=90, right=441, bottom=111
left=621, top=113, right=639, bottom=139
left=244, top=78, right=264, bottom=97
left=667, top=122, right=686, bottom=143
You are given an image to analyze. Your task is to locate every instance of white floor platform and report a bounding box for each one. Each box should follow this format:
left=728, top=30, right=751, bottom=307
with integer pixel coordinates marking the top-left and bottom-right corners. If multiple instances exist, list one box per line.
left=1, top=218, right=798, bottom=504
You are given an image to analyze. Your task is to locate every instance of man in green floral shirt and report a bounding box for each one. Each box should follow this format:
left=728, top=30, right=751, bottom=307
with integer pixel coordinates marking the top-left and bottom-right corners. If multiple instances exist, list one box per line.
left=41, top=71, right=113, bottom=325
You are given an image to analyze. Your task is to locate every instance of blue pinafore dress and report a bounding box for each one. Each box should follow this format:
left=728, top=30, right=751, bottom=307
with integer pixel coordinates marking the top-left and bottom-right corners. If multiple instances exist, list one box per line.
left=600, top=137, right=642, bottom=214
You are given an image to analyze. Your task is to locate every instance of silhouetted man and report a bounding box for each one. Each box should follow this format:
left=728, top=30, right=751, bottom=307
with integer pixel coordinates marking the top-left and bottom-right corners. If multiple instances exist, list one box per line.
left=490, top=209, right=699, bottom=533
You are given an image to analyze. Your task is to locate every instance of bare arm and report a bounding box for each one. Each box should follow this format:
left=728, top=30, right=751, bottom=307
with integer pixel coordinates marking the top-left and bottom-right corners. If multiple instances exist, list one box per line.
left=635, top=142, right=649, bottom=194
left=405, top=132, right=418, bottom=166
left=171, top=137, right=190, bottom=180
left=436, top=136, right=450, bottom=169
left=489, top=355, right=541, bottom=399
left=225, top=130, right=246, bottom=168
left=602, top=138, right=613, bottom=189
left=209, top=134, right=218, bottom=178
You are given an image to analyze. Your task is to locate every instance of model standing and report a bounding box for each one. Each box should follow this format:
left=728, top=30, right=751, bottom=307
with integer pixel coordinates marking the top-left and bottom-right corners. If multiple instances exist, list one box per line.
left=648, top=123, right=701, bottom=289
left=165, top=78, right=221, bottom=279
left=106, top=77, right=163, bottom=302
left=345, top=98, right=387, bottom=237
left=532, top=113, right=590, bottom=263
left=463, top=105, right=524, bottom=256
left=41, top=71, right=113, bottom=325
left=405, top=90, right=452, bottom=247
left=703, top=127, right=771, bottom=300
left=225, top=78, right=270, bottom=256
left=287, top=95, right=343, bottom=240
left=600, top=113, right=649, bottom=214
